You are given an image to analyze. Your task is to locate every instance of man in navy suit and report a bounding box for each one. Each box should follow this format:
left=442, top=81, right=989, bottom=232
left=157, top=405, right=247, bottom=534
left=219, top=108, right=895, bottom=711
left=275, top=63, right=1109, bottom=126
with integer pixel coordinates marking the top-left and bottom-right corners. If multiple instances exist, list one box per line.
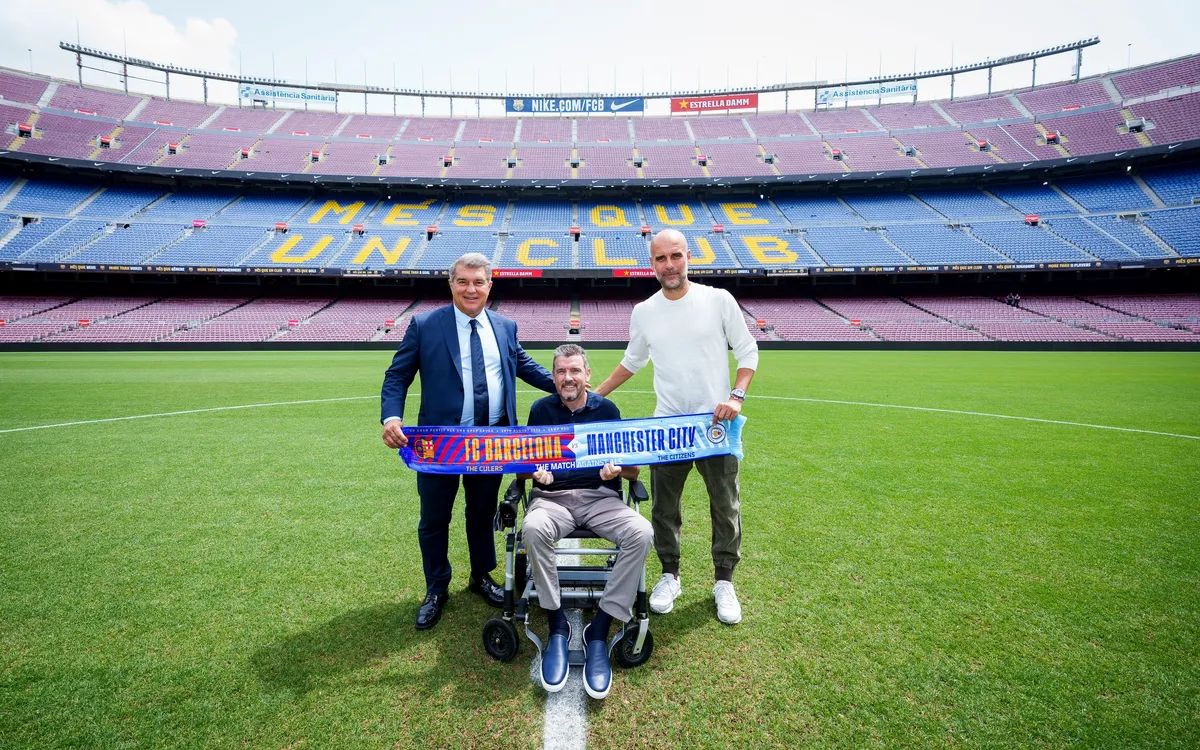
left=381, top=252, right=555, bottom=630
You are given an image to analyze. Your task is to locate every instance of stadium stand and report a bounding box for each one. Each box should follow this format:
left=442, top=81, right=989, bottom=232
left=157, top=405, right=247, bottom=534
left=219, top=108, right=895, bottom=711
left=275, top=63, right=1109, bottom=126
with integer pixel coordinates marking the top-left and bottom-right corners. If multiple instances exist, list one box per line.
left=0, top=56, right=1198, bottom=349
left=906, top=295, right=1116, bottom=342
left=517, top=146, right=572, bottom=179
left=577, top=296, right=639, bottom=341
left=1, top=166, right=1198, bottom=272
left=865, top=103, right=950, bottom=130
left=342, top=114, right=405, bottom=140
left=164, top=298, right=329, bottom=342
left=739, top=297, right=877, bottom=342
left=0, top=71, right=49, bottom=105
left=490, top=297, right=574, bottom=340
left=401, top=117, right=462, bottom=142
left=3, top=52, right=1200, bottom=184
left=1113, top=55, right=1200, bottom=98
left=519, top=117, right=572, bottom=143
left=273, top=298, right=413, bottom=342
left=1134, top=93, right=1200, bottom=145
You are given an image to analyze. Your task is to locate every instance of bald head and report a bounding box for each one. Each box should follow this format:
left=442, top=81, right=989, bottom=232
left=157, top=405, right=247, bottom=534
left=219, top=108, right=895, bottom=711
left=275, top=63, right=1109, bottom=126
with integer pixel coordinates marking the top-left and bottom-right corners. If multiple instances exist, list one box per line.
left=650, top=228, right=687, bottom=255
left=649, top=228, right=690, bottom=296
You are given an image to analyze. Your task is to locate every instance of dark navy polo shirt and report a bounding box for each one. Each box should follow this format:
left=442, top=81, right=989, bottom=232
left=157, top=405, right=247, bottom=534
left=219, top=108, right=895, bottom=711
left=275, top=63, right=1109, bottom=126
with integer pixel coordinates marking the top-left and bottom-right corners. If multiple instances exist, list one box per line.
left=527, top=391, right=622, bottom=493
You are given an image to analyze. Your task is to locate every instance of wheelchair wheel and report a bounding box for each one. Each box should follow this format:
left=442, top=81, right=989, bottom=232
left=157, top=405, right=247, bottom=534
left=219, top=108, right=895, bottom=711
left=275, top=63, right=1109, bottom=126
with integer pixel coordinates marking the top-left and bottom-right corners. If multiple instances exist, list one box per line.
left=613, top=628, right=654, bottom=668
left=482, top=618, right=519, bottom=662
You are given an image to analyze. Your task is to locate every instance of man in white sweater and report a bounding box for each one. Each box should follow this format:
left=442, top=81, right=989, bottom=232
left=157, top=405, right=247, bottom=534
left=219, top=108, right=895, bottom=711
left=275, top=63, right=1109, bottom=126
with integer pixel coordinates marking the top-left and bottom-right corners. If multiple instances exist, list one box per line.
left=594, top=228, right=759, bottom=624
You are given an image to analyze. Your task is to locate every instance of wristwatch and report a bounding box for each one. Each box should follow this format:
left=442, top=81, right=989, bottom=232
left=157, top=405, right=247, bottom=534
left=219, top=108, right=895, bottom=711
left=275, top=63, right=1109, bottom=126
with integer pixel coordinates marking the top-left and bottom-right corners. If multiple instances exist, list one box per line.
left=729, top=388, right=746, bottom=401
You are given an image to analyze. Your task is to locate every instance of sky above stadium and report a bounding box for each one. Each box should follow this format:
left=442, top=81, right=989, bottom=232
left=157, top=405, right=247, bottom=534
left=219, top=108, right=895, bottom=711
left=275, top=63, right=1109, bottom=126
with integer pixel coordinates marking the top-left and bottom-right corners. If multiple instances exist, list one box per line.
left=0, top=0, right=1197, bottom=117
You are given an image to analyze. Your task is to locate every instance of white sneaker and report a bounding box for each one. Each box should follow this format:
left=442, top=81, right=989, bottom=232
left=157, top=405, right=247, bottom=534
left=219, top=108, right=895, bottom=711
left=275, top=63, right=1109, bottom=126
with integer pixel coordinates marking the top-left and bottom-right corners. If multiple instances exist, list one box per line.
left=649, top=574, right=682, bottom=614
left=713, top=581, right=742, bottom=625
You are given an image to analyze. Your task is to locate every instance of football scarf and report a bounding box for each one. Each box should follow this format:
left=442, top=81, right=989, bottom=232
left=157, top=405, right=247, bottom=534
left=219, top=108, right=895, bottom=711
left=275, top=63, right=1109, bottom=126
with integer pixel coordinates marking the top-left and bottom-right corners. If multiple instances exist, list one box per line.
left=398, top=413, right=745, bottom=475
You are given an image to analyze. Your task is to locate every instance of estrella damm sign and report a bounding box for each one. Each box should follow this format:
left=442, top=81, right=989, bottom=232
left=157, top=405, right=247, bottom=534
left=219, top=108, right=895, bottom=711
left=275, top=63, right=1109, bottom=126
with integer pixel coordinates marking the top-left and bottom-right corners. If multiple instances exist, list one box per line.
left=671, top=93, right=759, bottom=112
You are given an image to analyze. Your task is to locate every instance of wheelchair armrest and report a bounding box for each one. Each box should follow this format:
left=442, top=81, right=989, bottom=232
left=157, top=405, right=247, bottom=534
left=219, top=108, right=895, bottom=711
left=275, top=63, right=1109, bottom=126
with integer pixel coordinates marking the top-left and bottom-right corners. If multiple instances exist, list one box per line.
left=503, top=478, right=526, bottom=505
left=495, top=479, right=526, bottom=530
left=628, top=479, right=649, bottom=503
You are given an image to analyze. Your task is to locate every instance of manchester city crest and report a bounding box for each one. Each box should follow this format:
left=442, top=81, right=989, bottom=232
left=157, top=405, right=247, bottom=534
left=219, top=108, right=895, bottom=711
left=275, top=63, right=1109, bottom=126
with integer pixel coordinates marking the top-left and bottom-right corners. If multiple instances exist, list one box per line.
left=707, top=423, right=726, bottom=443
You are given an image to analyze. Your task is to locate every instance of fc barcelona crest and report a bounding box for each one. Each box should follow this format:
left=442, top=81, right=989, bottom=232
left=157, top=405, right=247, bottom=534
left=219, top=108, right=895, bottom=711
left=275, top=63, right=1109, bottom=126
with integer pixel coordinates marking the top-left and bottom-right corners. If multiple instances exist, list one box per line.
left=411, top=437, right=436, bottom=461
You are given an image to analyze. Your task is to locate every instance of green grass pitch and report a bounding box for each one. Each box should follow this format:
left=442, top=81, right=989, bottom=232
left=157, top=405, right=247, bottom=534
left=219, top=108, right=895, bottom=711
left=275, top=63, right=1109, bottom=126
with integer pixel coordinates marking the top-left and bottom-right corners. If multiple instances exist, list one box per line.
left=1, top=350, right=1197, bottom=749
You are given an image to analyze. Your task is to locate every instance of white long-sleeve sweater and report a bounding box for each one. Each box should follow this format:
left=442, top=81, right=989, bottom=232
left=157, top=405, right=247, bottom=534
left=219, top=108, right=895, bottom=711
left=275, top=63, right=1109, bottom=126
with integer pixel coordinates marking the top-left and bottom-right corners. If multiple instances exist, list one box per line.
left=620, top=282, right=759, bottom=417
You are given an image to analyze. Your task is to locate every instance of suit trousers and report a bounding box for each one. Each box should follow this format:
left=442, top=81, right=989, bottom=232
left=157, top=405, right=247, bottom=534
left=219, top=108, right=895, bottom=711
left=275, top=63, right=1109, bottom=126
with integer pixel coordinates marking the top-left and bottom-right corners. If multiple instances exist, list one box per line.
left=416, top=472, right=502, bottom=596
left=524, top=487, right=653, bottom=622
left=650, top=454, right=742, bottom=581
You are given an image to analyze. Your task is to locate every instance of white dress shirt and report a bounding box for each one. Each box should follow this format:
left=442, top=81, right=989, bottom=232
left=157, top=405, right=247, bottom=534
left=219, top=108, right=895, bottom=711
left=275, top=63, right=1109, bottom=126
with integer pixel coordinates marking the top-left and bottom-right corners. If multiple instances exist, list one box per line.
left=454, top=306, right=504, bottom=426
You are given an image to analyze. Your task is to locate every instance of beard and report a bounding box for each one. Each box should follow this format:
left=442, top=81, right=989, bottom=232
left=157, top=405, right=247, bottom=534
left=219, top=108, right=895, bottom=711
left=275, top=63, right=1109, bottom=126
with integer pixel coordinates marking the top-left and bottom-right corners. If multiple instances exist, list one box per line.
left=658, top=271, right=684, bottom=289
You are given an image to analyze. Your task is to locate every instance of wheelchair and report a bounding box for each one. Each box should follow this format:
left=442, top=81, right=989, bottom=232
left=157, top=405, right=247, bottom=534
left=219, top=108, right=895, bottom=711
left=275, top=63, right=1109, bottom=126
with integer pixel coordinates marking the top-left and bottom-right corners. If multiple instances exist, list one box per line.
left=482, top=476, right=654, bottom=670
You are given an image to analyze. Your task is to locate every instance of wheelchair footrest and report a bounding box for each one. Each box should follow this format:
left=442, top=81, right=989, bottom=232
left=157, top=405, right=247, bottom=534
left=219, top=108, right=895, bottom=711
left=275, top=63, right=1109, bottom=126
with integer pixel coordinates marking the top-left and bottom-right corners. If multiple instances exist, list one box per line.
left=529, top=585, right=606, bottom=607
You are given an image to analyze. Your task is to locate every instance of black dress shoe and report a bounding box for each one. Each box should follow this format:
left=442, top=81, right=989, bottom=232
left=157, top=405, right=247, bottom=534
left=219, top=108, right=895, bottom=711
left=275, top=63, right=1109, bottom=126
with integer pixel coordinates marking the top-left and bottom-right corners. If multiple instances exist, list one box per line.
left=415, top=592, right=448, bottom=630
left=467, top=573, right=504, bottom=608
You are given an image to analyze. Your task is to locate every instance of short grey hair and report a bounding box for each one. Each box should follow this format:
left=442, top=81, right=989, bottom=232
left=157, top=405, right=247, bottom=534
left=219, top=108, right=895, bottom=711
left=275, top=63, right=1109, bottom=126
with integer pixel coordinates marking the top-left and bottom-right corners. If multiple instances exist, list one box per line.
left=552, top=343, right=589, bottom=370
left=449, top=252, right=492, bottom=280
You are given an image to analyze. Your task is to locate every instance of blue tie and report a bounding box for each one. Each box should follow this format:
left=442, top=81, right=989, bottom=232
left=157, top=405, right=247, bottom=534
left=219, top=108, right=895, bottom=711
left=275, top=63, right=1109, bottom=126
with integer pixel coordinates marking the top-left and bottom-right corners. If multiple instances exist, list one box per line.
left=469, top=319, right=489, bottom=426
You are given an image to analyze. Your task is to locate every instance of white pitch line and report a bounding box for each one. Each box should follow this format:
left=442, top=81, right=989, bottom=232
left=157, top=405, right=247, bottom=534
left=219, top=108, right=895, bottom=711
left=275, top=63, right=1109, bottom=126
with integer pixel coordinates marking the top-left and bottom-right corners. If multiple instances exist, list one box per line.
left=536, top=609, right=588, bottom=750
left=535, top=543, right=588, bottom=750
left=754, top=394, right=1200, bottom=441
left=0, top=395, right=376, bottom=434
left=1, top=389, right=1196, bottom=442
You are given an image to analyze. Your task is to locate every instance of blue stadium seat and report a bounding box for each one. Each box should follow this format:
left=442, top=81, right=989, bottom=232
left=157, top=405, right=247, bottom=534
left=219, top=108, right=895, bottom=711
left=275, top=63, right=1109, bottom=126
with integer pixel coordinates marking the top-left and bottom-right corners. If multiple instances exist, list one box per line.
left=841, top=193, right=941, bottom=223
left=76, top=187, right=163, bottom=218
left=885, top=224, right=1011, bottom=264
left=508, top=200, right=572, bottom=231
left=141, top=190, right=236, bottom=220
left=968, top=222, right=1096, bottom=262
left=0, top=216, right=71, bottom=260
left=15, top=219, right=109, bottom=261
left=1055, top=176, right=1156, bottom=212
left=1044, top=217, right=1140, bottom=261
left=1140, top=166, right=1200, bottom=206
left=1087, top=215, right=1172, bottom=258
left=771, top=195, right=860, bottom=226
left=804, top=226, right=911, bottom=265
left=988, top=184, right=1080, bottom=215
left=7, top=179, right=97, bottom=215
left=914, top=189, right=1018, bottom=219
left=148, top=226, right=269, bottom=266
left=1143, top=207, right=1200, bottom=256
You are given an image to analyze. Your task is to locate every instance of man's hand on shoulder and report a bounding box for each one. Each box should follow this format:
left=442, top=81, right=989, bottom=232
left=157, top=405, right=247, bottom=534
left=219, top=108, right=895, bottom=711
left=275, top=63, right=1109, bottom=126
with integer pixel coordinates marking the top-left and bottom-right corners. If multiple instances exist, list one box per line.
left=382, top=419, right=408, bottom=449
left=712, top=398, right=743, bottom=424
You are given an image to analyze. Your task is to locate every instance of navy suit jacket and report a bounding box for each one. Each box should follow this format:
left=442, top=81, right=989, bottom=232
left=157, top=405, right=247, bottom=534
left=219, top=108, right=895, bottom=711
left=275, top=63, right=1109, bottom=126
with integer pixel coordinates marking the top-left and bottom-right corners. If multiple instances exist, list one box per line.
left=381, top=305, right=554, bottom=427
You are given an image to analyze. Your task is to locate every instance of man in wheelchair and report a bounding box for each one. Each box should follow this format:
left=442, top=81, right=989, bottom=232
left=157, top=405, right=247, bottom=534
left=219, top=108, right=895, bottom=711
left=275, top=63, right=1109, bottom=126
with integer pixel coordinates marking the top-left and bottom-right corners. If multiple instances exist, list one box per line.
left=523, top=344, right=653, bottom=699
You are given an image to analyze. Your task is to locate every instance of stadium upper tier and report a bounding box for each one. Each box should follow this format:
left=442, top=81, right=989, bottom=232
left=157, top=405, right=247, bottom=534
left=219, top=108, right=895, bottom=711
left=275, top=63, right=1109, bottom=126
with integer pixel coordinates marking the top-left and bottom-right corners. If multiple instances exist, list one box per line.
left=1, top=168, right=1197, bottom=276
left=1, top=54, right=1199, bottom=181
